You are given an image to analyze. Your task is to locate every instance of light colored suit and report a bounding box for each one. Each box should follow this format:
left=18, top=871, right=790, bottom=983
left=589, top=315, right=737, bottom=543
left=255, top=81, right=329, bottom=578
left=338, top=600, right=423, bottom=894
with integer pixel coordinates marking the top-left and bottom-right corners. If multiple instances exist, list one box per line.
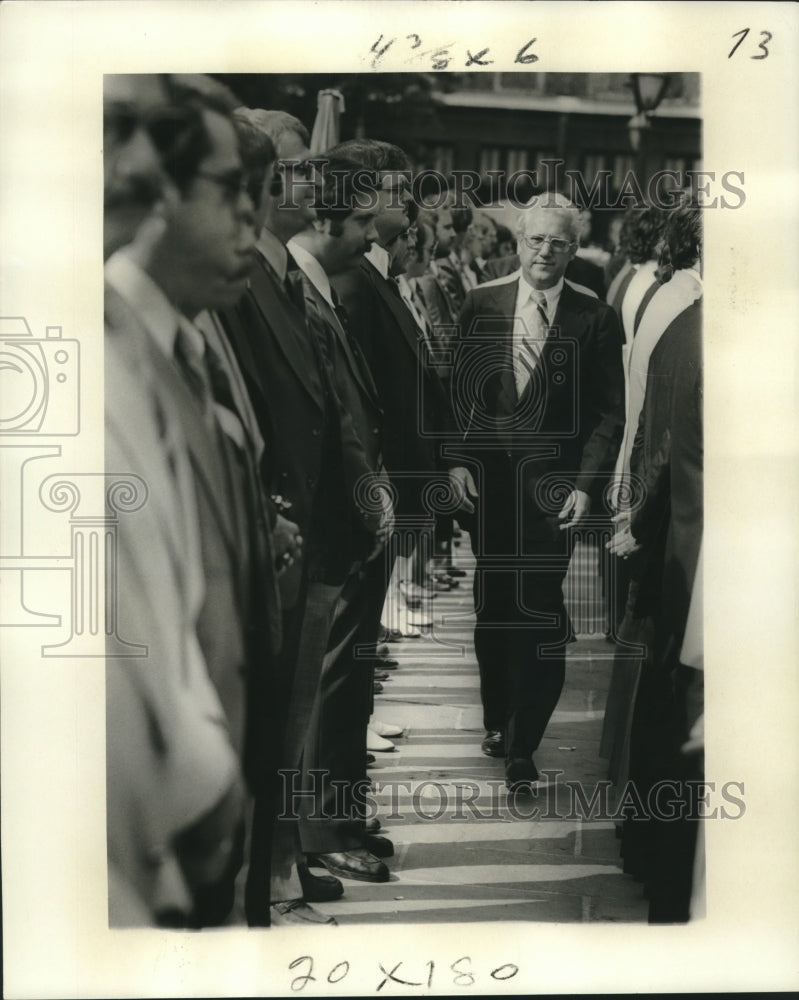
left=105, top=289, right=241, bottom=925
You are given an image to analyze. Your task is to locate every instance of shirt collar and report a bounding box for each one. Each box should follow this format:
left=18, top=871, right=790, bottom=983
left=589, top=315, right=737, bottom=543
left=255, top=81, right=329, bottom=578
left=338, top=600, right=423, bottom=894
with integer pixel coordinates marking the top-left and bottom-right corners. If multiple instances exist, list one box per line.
left=256, top=227, right=289, bottom=281
left=105, top=250, right=185, bottom=358
left=366, top=243, right=390, bottom=279
left=287, top=238, right=335, bottom=309
left=516, top=270, right=565, bottom=320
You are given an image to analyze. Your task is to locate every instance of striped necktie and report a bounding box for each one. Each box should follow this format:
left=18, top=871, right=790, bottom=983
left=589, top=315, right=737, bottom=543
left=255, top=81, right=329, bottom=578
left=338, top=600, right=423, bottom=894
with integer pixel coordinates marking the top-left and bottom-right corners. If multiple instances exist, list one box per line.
left=514, top=288, right=549, bottom=396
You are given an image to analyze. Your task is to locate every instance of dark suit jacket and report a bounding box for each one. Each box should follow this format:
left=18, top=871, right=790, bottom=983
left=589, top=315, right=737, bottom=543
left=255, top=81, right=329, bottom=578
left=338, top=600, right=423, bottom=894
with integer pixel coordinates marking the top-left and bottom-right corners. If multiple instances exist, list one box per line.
left=332, top=257, right=451, bottom=520
left=219, top=251, right=377, bottom=590
left=296, top=271, right=387, bottom=549
left=454, top=277, right=624, bottom=541
left=482, top=254, right=607, bottom=299
left=630, top=299, right=702, bottom=651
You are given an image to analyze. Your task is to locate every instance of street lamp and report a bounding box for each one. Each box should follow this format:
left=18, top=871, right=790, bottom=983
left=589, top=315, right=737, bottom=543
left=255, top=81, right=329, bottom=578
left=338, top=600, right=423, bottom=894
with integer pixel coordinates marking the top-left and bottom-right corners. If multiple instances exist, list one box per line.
left=627, top=73, right=671, bottom=179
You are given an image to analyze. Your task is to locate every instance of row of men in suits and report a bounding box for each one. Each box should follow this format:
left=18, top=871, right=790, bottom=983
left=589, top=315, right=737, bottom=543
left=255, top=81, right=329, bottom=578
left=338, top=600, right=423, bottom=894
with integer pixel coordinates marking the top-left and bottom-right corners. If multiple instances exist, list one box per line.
left=104, top=70, right=698, bottom=927
left=603, top=201, right=704, bottom=921
left=104, top=74, right=464, bottom=927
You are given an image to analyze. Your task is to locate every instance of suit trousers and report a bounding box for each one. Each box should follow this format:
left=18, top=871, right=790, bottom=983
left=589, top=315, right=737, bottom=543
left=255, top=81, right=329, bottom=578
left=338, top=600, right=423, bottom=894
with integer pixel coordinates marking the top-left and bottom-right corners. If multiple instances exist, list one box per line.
left=470, top=523, right=573, bottom=760
left=298, top=552, right=391, bottom=854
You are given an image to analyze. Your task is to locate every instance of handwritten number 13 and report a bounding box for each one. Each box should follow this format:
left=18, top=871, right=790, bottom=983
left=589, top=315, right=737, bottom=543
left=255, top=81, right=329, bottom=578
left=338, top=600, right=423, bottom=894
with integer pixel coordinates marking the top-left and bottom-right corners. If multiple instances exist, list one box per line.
left=728, top=28, right=772, bottom=59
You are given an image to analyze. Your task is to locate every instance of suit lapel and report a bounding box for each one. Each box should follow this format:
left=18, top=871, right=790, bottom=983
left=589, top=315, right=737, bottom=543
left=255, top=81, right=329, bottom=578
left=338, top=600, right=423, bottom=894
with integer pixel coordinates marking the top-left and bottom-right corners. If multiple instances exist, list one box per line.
left=363, top=258, right=424, bottom=361
left=249, top=254, right=325, bottom=412
left=312, top=282, right=381, bottom=409
left=104, top=283, right=238, bottom=557
left=149, top=345, right=239, bottom=555
left=485, top=279, right=519, bottom=415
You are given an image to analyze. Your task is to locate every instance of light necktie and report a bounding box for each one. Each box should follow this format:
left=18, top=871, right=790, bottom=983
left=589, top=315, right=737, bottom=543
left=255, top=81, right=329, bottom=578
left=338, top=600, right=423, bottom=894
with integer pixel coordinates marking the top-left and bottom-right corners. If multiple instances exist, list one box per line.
left=174, top=321, right=216, bottom=431
left=514, top=288, right=549, bottom=396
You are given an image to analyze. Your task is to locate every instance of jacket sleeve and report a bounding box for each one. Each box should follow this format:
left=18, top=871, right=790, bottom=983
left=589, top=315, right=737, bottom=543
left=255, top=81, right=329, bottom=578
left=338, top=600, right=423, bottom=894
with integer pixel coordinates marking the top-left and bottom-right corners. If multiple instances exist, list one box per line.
left=575, top=302, right=625, bottom=498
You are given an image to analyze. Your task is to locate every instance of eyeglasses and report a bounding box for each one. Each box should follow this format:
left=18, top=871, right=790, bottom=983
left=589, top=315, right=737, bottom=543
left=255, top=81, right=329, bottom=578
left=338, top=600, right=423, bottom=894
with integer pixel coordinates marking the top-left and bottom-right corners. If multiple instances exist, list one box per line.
left=196, top=168, right=248, bottom=203
left=520, top=234, right=575, bottom=254
left=103, top=102, right=193, bottom=145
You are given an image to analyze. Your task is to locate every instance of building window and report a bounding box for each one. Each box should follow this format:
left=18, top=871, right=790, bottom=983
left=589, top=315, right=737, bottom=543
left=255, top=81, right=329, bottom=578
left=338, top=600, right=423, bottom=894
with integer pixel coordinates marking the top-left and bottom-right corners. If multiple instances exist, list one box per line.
left=479, top=147, right=502, bottom=175
left=430, top=144, right=454, bottom=176
left=612, top=154, right=636, bottom=188
left=506, top=148, right=529, bottom=174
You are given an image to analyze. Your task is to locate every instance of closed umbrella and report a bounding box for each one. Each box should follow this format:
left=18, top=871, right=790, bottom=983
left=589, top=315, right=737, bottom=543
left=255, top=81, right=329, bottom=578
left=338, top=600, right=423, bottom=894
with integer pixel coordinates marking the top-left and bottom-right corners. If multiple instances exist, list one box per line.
left=309, top=89, right=345, bottom=154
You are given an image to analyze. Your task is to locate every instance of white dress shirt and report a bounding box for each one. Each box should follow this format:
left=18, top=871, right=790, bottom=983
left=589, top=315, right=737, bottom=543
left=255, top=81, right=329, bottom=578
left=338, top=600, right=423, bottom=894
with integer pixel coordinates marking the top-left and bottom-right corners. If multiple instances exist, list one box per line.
left=365, top=242, right=391, bottom=279
left=287, top=238, right=335, bottom=309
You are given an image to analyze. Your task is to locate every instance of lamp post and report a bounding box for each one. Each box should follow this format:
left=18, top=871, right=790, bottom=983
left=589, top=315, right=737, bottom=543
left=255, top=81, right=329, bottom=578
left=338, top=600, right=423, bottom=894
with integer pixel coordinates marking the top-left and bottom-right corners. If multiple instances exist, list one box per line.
left=628, top=73, right=671, bottom=187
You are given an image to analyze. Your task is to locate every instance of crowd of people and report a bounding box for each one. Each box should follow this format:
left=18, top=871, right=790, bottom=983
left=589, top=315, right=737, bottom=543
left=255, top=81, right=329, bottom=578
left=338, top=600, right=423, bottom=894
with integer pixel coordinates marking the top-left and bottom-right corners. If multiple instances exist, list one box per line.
left=104, top=72, right=703, bottom=928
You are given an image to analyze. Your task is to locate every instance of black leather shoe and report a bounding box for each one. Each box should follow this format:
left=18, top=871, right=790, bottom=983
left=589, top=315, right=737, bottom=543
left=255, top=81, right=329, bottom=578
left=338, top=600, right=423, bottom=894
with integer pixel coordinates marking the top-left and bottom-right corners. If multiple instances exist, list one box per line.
left=374, top=669, right=390, bottom=681
left=505, top=757, right=540, bottom=793
left=366, top=753, right=376, bottom=765
left=298, top=861, right=344, bottom=902
left=365, top=834, right=394, bottom=858
left=365, top=817, right=381, bottom=834
left=480, top=730, right=506, bottom=757
left=446, top=566, right=467, bottom=578
left=308, top=849, right=389, bottom=883
left=377, top=657, right=399, bottom=670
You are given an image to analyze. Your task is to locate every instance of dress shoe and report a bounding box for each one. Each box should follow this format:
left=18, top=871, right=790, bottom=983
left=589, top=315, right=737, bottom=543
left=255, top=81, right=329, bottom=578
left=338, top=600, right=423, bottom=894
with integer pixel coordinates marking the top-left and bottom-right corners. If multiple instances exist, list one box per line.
left=270, top=900, right=337, bottom=925
left=366, top=752, right=376, bottom=765
left=369, top=719, right=404, bottom=738
left=365, top=817, right=381, bottom=834
left=373, top=681, right=384, bottom=694
left=308, top=849, right=389, bottom=883
left=480, top=730, right=506, bottom=757
left=365, top=834, right=394, bottom=858
left=298, top=861, right=344, bottom=902
left=367, top=727, right=396, bottom=752
left=374, top=669, right=390, bottom=681
left=406, top=612, right=431, bottom=629
left=376, top=657, right=398, bottom=670
left=505, top=757, right=540, bottom=793
left=446, top=566, right=467, bottom=578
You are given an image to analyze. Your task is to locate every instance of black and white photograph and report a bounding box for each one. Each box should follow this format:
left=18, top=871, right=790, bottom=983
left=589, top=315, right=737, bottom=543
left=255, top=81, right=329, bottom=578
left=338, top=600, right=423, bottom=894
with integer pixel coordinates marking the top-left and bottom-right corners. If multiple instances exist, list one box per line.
left=1, top=2, right=797, bottom=997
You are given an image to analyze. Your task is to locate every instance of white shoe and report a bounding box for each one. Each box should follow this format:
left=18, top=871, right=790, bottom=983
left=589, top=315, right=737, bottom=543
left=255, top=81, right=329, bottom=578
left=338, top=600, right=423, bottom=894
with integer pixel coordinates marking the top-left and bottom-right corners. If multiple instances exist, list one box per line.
left=367, top=726, right=396, bottom=752
left=370, top=719, right=404, bottom=738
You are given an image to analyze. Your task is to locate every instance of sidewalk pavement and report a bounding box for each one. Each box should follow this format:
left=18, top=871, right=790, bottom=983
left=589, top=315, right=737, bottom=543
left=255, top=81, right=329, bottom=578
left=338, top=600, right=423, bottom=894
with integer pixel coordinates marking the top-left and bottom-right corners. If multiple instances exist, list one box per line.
left=309, top=537, right=649, bottom=924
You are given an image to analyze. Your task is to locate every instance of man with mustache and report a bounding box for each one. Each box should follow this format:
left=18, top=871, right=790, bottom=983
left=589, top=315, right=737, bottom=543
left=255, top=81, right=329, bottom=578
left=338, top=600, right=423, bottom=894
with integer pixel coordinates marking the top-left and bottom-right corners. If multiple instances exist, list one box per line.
left=104, top=74, right=247, bottom=926
left=287, top=157, right=397, bottom=883
left=105, top=75, right=279, bottom=926
left=219, top=111, right=390, bottom=924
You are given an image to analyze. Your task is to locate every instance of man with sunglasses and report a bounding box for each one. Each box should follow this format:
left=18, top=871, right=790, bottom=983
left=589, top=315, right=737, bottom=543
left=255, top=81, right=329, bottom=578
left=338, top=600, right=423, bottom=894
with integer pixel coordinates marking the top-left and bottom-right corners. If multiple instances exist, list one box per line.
left=449, top=193, right=624, bottom=793
left=104, top=74, right=255, bottom=926
left=105, top=75, right=282, bottom=926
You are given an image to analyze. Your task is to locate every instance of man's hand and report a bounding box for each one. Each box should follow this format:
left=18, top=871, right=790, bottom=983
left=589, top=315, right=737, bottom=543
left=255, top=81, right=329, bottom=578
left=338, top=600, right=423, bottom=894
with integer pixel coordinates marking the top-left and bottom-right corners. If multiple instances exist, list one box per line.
left=558, top=489, right=590, bottom=529
left=367, top=484, right=395, bottom=561
left=605, top=511, right=641, bottom=558
left=449, top=466, right=478, bottom=515
left=272, top=513, right=302, bottom=575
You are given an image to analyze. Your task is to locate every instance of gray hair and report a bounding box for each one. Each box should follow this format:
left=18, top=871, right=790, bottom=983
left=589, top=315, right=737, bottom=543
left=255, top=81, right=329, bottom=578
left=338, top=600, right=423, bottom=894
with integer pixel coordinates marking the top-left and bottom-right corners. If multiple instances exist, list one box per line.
left=232, top=108, right=309, bottom=152
left=515, top=193, right=581, bottom=243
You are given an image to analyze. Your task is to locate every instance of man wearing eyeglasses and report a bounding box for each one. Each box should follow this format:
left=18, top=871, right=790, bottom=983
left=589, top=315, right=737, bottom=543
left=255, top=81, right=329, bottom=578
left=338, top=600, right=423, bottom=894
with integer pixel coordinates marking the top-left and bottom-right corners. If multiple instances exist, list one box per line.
left=449, top=193, right=624, bottom=793
left=105, top=75, right=281, bottom=926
